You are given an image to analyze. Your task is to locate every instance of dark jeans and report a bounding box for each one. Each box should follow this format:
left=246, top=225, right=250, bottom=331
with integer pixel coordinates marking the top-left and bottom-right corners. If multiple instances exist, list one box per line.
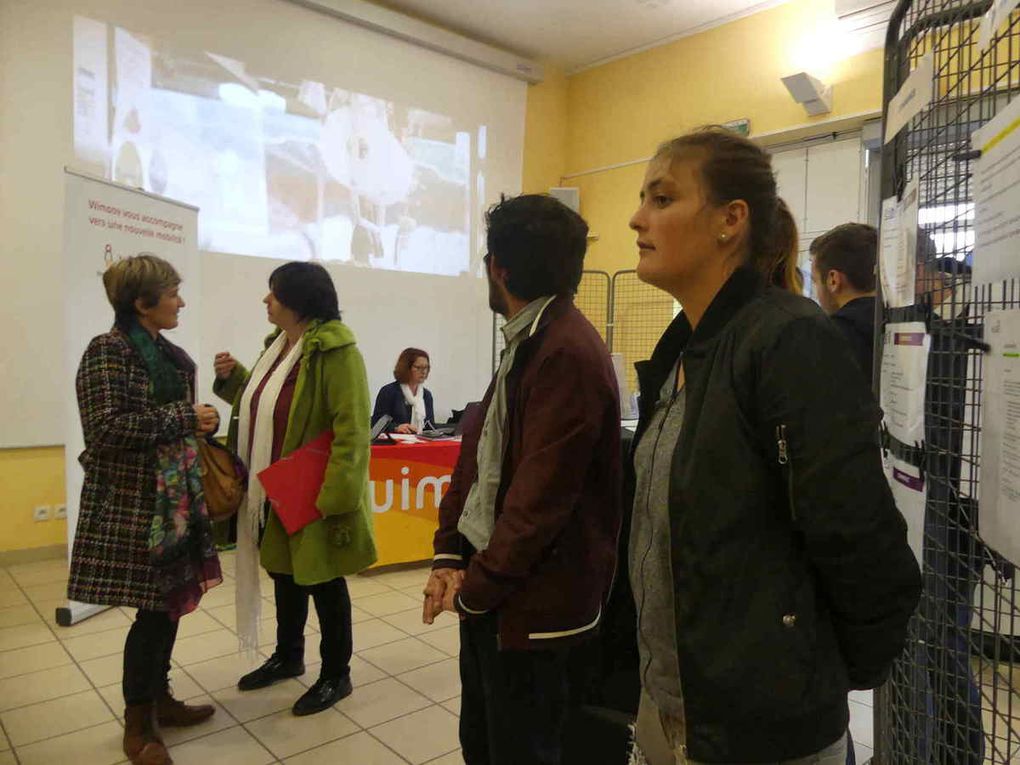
left=921, top=492, right=984, bottom=765
left=270, top=572, right=352, bottom=679
left=123, top=609, right=179, bottom=706
left=894, top=489, right=983, bottom=764
left=460, top=613, right=572, bottom=765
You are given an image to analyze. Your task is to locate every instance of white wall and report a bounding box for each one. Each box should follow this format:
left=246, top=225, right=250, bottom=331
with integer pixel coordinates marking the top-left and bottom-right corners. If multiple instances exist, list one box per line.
left=201, top=254, right=492, bottom=425
left=0, top=0, right=524, bottom=446
left=772, top=135, right=867, bottom=299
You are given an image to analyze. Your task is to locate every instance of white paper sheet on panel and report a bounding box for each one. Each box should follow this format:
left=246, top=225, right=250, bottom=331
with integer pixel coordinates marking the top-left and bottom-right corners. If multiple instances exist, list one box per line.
left=885, top=53, right=935, bottom=145
left=879, top=182, right=919, bottom=308
left=973, top=96, right=1020, bottom=285
left=979, top=0, right=1020, bottom=51
left=884, top=453, right=926, bottom=564
left=980, top=309, right=1020, bottom=564
left=881, top=321, right=930, bottom=446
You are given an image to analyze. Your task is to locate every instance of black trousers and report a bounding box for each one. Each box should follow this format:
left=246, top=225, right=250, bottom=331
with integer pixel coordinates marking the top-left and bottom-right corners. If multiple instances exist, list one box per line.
left=123, top=610, right=179, bottom=706
left=459, top=613, right=572, bottom=765
left=270, top=572, right=352, bottom=680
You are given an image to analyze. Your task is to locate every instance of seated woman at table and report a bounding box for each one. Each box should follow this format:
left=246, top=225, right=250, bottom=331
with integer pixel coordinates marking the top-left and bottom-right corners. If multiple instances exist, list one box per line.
left=372, top=348, right=435, bottom=434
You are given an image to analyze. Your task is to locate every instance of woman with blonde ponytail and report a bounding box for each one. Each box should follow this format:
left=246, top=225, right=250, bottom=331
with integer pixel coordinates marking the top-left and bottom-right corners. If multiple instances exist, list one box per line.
left=625, top=127, right=921, bottom=764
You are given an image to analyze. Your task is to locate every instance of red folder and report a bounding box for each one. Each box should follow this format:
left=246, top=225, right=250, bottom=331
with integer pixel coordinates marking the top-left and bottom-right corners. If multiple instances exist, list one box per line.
left=257, top=430, right=332, bottom=536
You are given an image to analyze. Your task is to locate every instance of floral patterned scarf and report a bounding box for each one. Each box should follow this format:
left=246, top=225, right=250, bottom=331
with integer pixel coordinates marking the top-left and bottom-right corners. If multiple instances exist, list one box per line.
left=149, top=437, right=223, bottom=619
left=121, top=317, right=222, bottom=618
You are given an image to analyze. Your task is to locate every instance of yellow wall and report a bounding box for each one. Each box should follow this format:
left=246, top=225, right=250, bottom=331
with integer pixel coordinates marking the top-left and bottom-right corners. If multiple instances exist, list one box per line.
left=521, top=65, right=570, bottom=194
left=566, top=0, right=885, bottom=275
left=0, top=448, right=67, bottom=553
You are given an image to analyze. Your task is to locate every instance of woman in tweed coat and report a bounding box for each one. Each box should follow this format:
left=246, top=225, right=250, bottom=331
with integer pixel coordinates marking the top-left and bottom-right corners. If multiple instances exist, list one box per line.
left=67, top=254, right=222, bottom=765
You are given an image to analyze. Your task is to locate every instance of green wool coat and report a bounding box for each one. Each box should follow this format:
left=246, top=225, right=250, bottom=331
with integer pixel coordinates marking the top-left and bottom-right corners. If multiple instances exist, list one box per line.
left=214, top=319, right=377, bottom=584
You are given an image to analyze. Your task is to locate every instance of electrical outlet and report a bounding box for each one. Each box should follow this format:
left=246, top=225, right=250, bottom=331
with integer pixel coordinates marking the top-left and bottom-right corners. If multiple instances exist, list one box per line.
left=54, top=504, right=67, bottom=520
left=32, top=506, right=51, bottom=522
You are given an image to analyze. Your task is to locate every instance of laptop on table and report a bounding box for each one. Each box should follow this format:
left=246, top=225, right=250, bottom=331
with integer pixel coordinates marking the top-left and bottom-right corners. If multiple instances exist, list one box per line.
left=418, top=402, right=482, bottom=439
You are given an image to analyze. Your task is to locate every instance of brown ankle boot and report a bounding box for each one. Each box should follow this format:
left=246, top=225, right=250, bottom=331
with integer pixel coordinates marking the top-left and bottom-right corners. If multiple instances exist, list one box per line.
left=156, top=690, right=215, bottom=727
left=123, top=704, right=172, bottom=765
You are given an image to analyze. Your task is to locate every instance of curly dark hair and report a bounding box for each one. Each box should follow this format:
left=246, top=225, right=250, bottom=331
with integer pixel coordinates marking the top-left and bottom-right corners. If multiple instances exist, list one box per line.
left=485, top=194, right=589, bottom=300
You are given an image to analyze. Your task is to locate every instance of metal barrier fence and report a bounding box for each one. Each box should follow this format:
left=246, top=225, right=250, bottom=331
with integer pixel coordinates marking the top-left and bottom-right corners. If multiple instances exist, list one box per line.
left=608, top=270, right=676, bottom=400
left=492, top=270, right=611, bottom=372
left=490, top=270, right=674, bottom=401
left=878, top=2, right=1020, bottom=763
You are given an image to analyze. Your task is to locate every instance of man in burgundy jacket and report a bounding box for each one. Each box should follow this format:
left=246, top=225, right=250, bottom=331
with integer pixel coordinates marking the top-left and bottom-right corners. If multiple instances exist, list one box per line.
left=422, top=194, right=623, bottom=765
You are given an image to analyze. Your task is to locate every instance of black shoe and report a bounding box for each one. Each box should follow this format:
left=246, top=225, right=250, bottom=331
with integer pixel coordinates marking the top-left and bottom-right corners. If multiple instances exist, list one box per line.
left=292, top=675, right=353, bottom=716
left=237, top=655, right=305, bottom=692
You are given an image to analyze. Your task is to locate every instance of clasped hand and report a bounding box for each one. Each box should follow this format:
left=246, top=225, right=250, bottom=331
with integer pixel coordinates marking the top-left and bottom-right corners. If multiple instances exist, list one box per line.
left=421, top=569, right=465, bottom=624
left=193, top=404, right=219, bottom=434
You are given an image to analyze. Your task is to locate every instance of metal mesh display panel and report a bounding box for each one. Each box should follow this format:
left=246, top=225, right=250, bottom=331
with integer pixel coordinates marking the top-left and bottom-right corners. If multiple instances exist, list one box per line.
left=609, top=269, right=676, bottom=399
left=878, top=3, right=1020, bottom=763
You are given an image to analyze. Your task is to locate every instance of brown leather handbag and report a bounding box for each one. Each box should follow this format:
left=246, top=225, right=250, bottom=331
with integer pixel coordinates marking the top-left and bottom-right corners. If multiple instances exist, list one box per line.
left=196, top=437, right=247, bottom=522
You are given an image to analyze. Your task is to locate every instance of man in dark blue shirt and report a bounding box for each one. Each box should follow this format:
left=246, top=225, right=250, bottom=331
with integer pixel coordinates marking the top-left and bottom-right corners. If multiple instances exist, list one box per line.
left=809, top=223, right=880, bottom=765
left=810, top=223, right=878, bottom=383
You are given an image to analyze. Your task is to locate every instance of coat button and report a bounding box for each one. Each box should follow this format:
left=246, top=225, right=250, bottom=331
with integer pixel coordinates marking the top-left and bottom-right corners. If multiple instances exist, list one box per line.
left=782, top=613, right=797, bottom=628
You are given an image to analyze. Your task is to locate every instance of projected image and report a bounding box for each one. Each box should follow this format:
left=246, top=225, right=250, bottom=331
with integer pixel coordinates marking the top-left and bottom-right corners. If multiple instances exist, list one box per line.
left=73, top=17, right=478, bottom=276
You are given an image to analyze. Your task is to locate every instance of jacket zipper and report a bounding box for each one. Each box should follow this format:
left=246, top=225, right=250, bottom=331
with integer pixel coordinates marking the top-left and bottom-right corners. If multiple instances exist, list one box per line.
left=776, top=424, right=796, bottom=521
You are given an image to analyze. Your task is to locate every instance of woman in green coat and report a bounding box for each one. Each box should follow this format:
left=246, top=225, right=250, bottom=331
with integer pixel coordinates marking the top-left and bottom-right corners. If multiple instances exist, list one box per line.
left=213, top=262, right=376, bottom=717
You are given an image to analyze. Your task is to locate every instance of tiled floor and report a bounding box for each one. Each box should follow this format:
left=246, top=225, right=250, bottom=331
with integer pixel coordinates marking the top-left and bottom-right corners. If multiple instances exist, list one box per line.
left=849, top=690, right=875, bottom=763
left=0, top=554, right=461, bottom=764
left=0, top=553, right=881, bottom=765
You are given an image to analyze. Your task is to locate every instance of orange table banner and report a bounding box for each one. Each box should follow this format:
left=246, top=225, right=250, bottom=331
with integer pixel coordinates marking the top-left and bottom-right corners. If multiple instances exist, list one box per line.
left=369, top=440, right=461, bottom=567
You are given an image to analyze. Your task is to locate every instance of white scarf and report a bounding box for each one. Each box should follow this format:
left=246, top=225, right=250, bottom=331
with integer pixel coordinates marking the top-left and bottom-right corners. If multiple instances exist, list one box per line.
left=400, top=383, right=427, bottom=431
left=235, top=331, right=304, bottom=655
